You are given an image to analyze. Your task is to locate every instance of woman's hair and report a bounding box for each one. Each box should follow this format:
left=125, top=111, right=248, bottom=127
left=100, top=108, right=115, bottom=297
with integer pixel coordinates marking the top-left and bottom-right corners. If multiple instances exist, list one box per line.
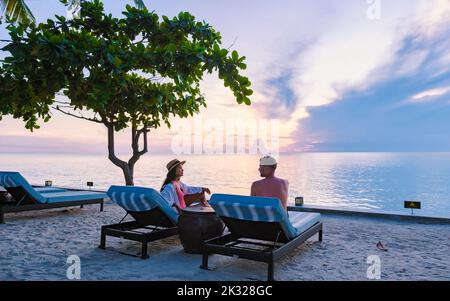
left=161, top=167, right=178, bottom=191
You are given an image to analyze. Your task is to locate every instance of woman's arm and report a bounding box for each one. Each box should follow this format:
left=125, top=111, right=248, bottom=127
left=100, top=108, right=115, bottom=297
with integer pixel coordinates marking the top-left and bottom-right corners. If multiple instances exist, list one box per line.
left=160, top=184, right=179, bottom=208
left=180, top=182, right=210, bottom=206
left=181, top=183, right=211, bottom=196
left=181, top=182, right=204, bottom=195
left=183, top=191, right=206, bottom=206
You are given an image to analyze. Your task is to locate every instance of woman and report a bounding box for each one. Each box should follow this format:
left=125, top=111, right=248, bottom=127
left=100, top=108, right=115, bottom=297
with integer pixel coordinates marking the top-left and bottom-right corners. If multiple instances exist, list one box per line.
left=160, top=159, right=211, bottom=212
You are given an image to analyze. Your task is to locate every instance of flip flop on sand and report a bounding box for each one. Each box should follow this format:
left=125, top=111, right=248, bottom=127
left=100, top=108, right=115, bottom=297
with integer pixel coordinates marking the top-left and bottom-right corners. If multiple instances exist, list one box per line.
left=376, top=241, right=388, bottom=252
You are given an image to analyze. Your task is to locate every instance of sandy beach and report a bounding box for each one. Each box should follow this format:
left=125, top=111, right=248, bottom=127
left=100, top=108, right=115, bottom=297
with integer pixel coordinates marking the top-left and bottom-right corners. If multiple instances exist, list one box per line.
left=1, top=201, right=449, bottom=281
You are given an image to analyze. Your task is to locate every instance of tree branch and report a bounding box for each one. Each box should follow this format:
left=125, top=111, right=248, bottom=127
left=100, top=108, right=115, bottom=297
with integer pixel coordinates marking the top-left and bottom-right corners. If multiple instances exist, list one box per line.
left=99, top=112, right=110, bottom=126
left=128, top=125, right=149, bottom=166
left=54, top=100, right=71, bottom=105
left=104, top=124, right=134, bottom=185
left=138, top=126, right=149, bottom=155
left=53, top=106, right=103, bottom=123
left=226, top=36, right=238, bottom=50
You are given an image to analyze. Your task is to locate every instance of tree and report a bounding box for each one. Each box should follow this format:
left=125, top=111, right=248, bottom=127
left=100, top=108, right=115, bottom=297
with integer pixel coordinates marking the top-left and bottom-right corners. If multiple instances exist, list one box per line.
left=0, top=0, right=252, bottom=185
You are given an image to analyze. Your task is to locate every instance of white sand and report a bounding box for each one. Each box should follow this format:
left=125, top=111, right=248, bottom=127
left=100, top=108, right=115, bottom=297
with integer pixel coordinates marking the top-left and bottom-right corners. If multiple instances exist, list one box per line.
left=1, top=201, right=449, bottom=281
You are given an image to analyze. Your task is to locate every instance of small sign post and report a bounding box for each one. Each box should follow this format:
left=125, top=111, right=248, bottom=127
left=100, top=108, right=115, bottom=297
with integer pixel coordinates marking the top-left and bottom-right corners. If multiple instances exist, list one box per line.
left=404, top=201, right=421, bottom=215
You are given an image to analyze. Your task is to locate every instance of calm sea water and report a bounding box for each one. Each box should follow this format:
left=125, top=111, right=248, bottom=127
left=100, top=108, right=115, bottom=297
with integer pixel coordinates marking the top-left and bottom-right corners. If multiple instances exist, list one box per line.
left=1, top=152, right=450, bottom=217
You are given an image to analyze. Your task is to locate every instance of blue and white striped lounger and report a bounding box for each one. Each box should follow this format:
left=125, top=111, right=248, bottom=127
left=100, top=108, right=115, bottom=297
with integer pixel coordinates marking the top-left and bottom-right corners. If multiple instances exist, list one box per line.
left=107, top=185, right=179, bottom=224
left=0, top=171, right=106, bottom=223
left=201, top=194, right=323, bottom=281
left=99, top=186, right=179, bottom=259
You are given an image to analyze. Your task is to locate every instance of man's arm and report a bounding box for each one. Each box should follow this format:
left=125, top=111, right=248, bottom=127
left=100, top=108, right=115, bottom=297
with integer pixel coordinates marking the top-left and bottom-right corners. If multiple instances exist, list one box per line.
left=284, top=180, right=290, bottom=191
left=250, top=182, right=257, bottom=196
left=281, top=179, right=289, bottom=210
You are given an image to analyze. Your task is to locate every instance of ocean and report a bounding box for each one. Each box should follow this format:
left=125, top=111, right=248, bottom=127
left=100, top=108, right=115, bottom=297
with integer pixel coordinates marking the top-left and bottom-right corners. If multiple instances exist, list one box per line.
left=1, top=152, right=449, bottom=217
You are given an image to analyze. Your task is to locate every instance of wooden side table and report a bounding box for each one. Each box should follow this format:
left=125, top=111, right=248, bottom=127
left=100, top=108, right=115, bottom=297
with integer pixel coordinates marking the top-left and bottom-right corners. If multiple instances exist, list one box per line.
left=178, top=205, right=224, bottom=254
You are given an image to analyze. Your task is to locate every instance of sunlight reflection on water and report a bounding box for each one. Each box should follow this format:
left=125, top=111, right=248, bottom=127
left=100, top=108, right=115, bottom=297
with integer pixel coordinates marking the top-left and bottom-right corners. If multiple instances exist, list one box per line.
left=1, top=152, right=449, bottom=217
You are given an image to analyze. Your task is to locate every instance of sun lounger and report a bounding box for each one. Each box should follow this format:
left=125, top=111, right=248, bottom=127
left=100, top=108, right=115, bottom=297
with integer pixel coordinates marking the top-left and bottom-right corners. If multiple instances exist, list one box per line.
left=99, top=186, right=179, bottom=259
left=34, top=187, right=67, bottom=193
left=201, top=194, right=323, bottom=281
left=0, top=171, right=106, bottom=223
left=1, top=185, right=66, bottom=195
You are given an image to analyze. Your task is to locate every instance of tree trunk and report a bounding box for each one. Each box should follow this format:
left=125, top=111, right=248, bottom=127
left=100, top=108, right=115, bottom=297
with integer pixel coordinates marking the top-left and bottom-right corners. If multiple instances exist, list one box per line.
left=106, top=123, right=149, bottom=186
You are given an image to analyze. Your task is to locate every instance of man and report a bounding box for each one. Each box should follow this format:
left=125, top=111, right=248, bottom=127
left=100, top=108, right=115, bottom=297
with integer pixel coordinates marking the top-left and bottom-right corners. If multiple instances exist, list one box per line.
left=251, top=156, right=289, bottom=211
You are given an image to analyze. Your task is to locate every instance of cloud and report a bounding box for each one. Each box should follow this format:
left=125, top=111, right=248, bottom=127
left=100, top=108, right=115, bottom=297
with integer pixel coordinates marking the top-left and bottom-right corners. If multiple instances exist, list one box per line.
left=280, top=0, right=450, bottom=151
left=3, top=0, right=450, bottom=153
left=410, top=86, right=450, bottom=103
left=393, top=49, right=429, bottom=77
left=289, top=4, right=450, bottom=152
left=417, top=0, right=450, bottom=37
left=0, top=135, right=105, bottom=154
left=241, top=0, right=427, bottom=147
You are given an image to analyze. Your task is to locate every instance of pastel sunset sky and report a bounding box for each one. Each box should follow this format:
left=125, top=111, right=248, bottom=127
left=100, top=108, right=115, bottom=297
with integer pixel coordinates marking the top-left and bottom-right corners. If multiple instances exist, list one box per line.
left=1, top=0, right=450, bottom=155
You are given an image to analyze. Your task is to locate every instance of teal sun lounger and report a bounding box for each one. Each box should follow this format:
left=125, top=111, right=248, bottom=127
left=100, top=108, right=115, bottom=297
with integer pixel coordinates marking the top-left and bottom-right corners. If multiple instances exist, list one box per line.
left=0, top=171, right=106, bottom=223
left=99, top=186, right=179, bottom=259
left=201, top=194, right=323, bottom=281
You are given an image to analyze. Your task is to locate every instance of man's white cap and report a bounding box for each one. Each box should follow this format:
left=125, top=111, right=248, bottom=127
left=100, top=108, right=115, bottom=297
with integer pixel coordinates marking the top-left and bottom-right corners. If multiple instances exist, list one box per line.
left=260, top=156, right=277, bottom=166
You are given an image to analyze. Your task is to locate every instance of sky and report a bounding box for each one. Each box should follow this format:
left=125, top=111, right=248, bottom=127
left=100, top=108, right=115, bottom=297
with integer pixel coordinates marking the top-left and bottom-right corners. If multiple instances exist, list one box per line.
left=1, top=0, right=450, bottom=155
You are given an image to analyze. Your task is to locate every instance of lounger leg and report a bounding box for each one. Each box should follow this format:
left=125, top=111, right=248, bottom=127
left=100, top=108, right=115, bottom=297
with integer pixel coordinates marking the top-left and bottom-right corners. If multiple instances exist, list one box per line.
left=99, top=230, right=106, bottom=249
left=201, top=252, right=209, bottom=270
left=100, top=201, right=104, bottom=212
left=141, top=242, right=149, bottom=259
left=319, top=230, right=323, bottom=242
left=268, top=261, right=274, bottom=281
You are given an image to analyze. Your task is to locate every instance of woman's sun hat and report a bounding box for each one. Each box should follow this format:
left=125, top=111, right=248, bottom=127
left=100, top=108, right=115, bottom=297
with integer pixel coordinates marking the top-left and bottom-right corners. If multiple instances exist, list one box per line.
left=166, top=159, right=186, bottom=173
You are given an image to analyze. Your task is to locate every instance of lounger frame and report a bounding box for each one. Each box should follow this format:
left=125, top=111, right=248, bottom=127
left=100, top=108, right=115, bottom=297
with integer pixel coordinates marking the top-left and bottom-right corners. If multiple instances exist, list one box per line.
left=0, top=186, right=104, bottom=224
left=200, top=217, right=323, bottom=281
left=99, top=207, right=178, bottom=259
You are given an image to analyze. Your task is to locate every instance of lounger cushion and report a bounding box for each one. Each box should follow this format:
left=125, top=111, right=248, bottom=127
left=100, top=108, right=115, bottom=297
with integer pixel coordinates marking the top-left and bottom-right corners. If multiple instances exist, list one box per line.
left=0, top=172, right=46, bottom=203
left=289, top=211, right=321, bottom=235
left=1, top=171, right=107, bottom=204
left=35, top=187, right=67, bottom=193
left=107, top=186, right=179, bottom=224
left=42, top=191, right=107, bottom=203
left=210, top=194, right=321, bottom=240
left=210, top=194, right=286, bottom=221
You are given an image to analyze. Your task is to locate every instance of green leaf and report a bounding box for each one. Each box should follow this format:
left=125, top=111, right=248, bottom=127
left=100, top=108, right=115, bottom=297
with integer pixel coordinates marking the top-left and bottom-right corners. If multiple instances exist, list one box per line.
left=244, top=89, right=253, bottom=96
left=113, top=56, right=122, bottom=67
left=232, top=50, right=239, bottom=61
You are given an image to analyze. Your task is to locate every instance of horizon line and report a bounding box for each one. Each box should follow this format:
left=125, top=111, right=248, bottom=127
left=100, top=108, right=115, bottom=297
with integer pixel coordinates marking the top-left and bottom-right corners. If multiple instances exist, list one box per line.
left=2, top=151, right=450, bottom=156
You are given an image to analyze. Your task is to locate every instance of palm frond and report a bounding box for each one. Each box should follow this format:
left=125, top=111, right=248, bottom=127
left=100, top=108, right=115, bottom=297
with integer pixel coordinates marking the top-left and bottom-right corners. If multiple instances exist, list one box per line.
left=133, top=0, right=146, bottom=10
left=0, top=0, right=35, bottom=23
